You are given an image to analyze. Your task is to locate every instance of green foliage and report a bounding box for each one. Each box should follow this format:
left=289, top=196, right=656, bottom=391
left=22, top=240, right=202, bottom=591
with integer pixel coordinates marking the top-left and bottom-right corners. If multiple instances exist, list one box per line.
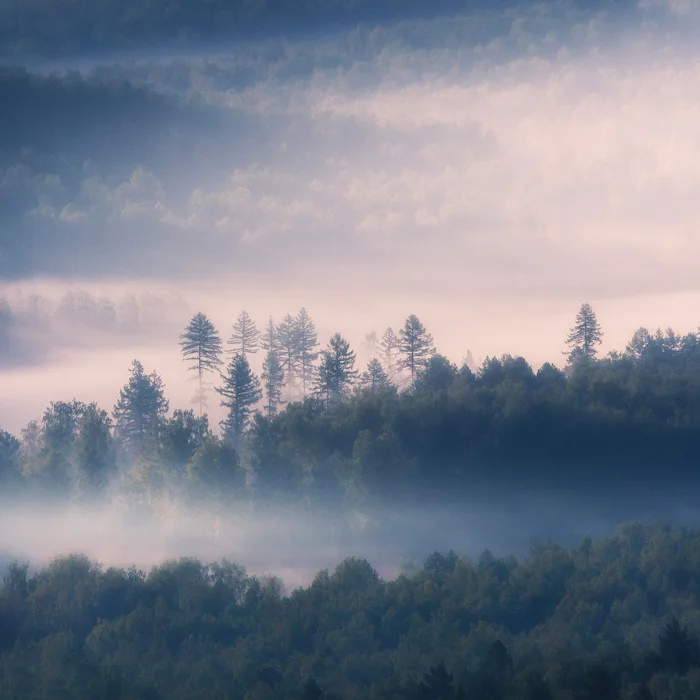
left=217, top=354, right=263, bottom=445
left=1, top=525, right=700, bottom=699
left=113, top=360, right=169, bottom=456
left=315, top=333, right=358, bottom=407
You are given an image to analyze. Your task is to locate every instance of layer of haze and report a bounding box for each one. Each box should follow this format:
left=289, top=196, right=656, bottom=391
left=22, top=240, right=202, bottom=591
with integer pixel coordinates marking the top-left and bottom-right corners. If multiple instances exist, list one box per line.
left=3, top=486, right=700, bottom=590
left=3, top=0, right=700, bottom=432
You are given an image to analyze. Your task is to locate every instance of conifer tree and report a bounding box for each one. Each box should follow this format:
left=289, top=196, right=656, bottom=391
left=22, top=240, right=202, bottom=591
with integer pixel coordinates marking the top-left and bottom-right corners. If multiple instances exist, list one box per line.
left=294, top=307, right=319, bottom=397
left=379, top=327, right=401, bottom=377
left=315, top=333, right=358, bottom=407
left=262, top=348, right=285, bottom=416
left=399, top=314, right=435, bottom=382
left=179, top=312, right=223, bottom=416
left=113, top=359, right=169, bottom=454
left=228, top=310, right=261, bottom=359
left=360, top=358, right=390, bottom=393
left=261, top=316, right=278, bottom=352
left=565, top=303, right=603, bottom=364
left=276, top=313, right=300, bottom=397
left=216, top=353, right=262, bottom=445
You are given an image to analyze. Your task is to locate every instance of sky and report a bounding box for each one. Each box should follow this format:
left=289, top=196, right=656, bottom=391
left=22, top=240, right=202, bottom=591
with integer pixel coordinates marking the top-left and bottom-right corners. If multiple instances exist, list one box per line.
left=2, top=0, right=700, bottom=435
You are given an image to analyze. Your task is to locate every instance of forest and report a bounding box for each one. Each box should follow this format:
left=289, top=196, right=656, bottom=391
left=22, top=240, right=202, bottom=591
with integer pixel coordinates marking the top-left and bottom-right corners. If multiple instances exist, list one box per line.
left=1, top=302, right=700, bottom=510
left=2, top=522, right=700, bottom=699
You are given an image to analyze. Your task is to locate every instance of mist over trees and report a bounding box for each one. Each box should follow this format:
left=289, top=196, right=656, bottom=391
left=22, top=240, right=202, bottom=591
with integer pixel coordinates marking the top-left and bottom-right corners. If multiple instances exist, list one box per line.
left=4, top=302, right=700, bottom=507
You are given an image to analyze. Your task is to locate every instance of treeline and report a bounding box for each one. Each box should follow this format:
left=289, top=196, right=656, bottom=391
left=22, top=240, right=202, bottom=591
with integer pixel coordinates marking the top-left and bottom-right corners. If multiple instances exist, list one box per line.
left=2, top=302, right=700, bottom=507
left=2, top=522, right=700, bottom=698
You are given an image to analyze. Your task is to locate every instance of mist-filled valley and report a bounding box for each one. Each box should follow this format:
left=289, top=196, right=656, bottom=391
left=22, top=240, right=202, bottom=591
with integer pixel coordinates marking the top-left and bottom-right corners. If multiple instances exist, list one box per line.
left=6, top=0, right=700, bottom=697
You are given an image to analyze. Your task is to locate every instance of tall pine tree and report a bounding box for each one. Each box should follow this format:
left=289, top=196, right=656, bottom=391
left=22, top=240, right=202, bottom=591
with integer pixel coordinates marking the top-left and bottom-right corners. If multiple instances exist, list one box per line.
left=113, top=359, right=169, bottom=455
left=276, top=313, right=300, bottom=399
left=399, top=315, right=435, bottom=382
left=565, top=303, right=603, bottom=364
left=228, top=310, right=261, bottom=359
left=216, top=353, right=262, bottom=445
left=262, top=348, right=285, bottom=416
left=361, top=358, right=391, bottom=393
left=294, top=307, right=319, bottom=397
left=379, top=327, right=401, bottom=377
left=315, top=333, right=358, bottom=407
left=179, top=312, right=223, bottom=416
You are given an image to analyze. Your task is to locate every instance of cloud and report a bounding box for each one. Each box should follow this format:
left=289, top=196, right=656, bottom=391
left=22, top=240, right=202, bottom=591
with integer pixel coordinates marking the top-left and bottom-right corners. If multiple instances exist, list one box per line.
left=2, top=0, right=700, bottom=302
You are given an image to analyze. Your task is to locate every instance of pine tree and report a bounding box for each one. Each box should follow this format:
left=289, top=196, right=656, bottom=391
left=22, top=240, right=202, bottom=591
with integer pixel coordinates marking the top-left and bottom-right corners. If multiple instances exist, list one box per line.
left=216, top=353, right=262, bottom=445
left=379, top=327, right=401, bottom=377
left=294, top=307, right=319, bottom=397
left=360, top=358, right=390, bottom=393
left=399, top=314, right=435, bottom=382
left=179, top=312, right=223, bottom=416
left=315, top=333, right=358, bottom=407
left=113, top=359, right=169, bottom=454
left=261, top=316, right=278, bottom=352
left=262, top=348, right=285, bottom=416
left=228, top=310, right=261, bottom=359
left=276, top=313, right=300, bottom=398
left=565, top=303, right=603, bottom=364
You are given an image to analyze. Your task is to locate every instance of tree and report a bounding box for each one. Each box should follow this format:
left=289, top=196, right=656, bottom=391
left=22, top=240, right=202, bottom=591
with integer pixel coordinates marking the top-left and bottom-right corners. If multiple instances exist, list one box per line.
left=360, top=358, right=390, bottom=393
left=216, top=354, right=262, bottom=445
left=276, top=314, right=300, bottom=398
left=159, top=409, right=211, bottom=474
left=262, top=348, right=285, bottom=416
left=113, top=360, right=169, bottom=455
left=228, top=310, right=261, bottom=359
left=565, top=303, right=603, bottom=364
left=74, top=403, right=116, bottom=498
left=379, top=327, right=400, bottom=377
left=399, top=314, right=435, bottom=382
left=0, top=428, right=21, bottom=486
left=294, top=307, right=319, bottom=397
left=315, top=333, right=358, bottom=407
left=186, top=435, right=242, bottom=500
left=179, top=312, right=223, bottom=416
left=414, top=354, right=457, bottom=393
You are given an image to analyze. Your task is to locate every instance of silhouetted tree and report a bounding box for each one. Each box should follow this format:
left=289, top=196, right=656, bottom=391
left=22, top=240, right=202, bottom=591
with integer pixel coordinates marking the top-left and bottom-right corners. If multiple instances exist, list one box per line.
left=294, top=307, right=319, bottom=397
left=315, top=333, right=358, bottom=407
left=113, top=360, right=169, bottom=455
left=565, top=303, right=603, bottom=364
left=158, top=409, right=210, bottom=473
left=179, top=312, right=223, bottom=416
left=360, top=358, right=390, bottom=393
left=74, top=403, right=115, bottom=497
left=277, top=313, right=301, bottom=398
left=217, top=354, right=262, bottom=445
left=379, top=327, right=401, bottom=377
left=399, top=315, right=435, bottom=382
left=228, top=310, right=261, bottom=359
left=262, top=348, right=285, bottom=416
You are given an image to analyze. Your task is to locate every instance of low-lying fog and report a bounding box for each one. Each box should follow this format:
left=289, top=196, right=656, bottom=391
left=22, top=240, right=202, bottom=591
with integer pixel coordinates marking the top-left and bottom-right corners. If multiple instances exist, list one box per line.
left=2, top=486, right=698, bottom=590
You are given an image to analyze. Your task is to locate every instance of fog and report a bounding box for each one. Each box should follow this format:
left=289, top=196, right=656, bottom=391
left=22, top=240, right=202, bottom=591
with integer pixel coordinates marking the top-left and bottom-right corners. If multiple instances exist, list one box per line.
left=3, top=484, right=700, bottom=590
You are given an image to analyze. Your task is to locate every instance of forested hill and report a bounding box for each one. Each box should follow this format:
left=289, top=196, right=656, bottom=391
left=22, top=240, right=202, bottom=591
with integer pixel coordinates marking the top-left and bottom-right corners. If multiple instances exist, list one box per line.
left=2, top=522, right=700, bottom=699
left=2, top=303, right=700, bottom=506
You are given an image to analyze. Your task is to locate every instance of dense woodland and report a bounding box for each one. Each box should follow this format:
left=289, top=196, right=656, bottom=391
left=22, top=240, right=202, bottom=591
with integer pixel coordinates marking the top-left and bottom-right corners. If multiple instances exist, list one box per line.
left=2, top=522, right=700, bottom=698
left=2, top=302, right=700, bottom=509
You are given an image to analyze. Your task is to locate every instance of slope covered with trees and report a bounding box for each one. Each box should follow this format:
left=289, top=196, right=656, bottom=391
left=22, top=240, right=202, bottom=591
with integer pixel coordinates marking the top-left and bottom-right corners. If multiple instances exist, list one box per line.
left=2, top=523, right=700, bottom=699
left=2, top=303, right=700, bottom=507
